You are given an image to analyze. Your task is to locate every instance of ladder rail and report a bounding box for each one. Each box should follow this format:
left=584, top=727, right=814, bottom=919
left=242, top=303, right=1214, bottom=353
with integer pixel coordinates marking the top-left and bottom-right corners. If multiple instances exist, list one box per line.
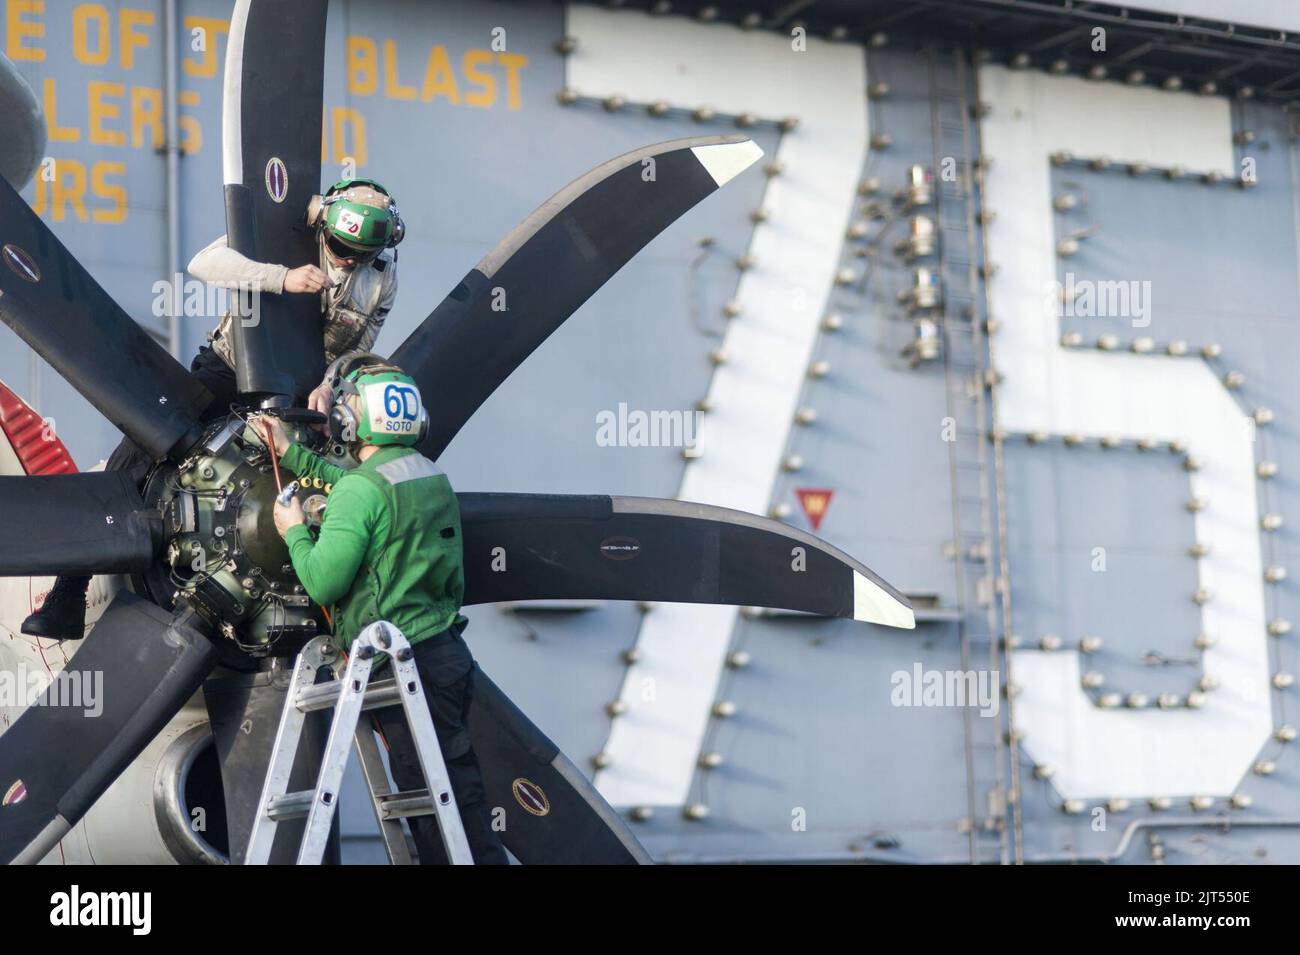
left=245, top=638, right=332, bottom=865
left=296, top=646, right=376, bottom=864
left=386, top=627, right=475, bottom=865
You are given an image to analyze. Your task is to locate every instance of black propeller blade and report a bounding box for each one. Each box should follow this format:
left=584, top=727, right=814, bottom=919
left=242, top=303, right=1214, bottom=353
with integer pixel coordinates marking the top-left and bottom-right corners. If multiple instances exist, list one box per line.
left=0, top=177, right=212, bottom=460
left=459, top=493, right=915, bottom=628
left=0, top=471, right=160, bottom=576
left=468, top=665, right=650, bottom=864
left=391, top=134, right=764, bottom=459
left=0, top=591, right=216, bottom=865
left=0, top=53, right=43, bottom=189
left=221, top=0, right=328, bottom=399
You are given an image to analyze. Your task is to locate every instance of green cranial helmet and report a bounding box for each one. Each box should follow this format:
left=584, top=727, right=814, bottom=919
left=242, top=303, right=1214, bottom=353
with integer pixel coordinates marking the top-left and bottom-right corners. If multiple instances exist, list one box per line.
left=329, top=365, right=428, bottom=448
left=316, top=178, right=405, bottom=259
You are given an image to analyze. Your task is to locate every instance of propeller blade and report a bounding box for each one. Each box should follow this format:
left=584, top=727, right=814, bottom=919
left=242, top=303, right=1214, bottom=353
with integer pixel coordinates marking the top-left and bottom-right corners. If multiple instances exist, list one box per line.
left=468, top=664, right=650, bottom=864
left=0, top=52, right=44, bottom=189
left=0, top=178, right=211, bottom=460
left=391, top=135, right=764, bottom=458
left=204, top=666, right=340, bottom=865
left=0, top=592, right=216, bottom=864
left=0, top=471, right=160, bottom=576
left=459, top=494, right=915, bottom=628
left=221, top=0, right=329, bottom=399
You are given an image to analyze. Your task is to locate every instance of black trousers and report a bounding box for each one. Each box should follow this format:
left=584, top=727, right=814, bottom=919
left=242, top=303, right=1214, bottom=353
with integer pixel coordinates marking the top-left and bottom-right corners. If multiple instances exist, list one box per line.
left=369, top=628, right=510, bottom=865
left=105, top=344, right=239, bottom=485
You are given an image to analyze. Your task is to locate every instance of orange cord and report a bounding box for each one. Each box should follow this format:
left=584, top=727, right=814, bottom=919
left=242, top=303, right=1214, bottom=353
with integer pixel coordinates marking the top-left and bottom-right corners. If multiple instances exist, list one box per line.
left=261, top=419, right=283, bottom=493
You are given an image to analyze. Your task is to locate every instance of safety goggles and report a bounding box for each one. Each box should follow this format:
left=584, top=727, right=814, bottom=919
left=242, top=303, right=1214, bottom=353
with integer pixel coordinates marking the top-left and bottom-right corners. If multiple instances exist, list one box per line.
left=324, top=233, right=381, bottom=264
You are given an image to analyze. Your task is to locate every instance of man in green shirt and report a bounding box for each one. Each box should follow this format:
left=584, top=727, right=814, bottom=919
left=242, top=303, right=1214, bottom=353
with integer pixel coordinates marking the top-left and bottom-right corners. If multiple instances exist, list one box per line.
left=256, top=358, right=508, bottom=865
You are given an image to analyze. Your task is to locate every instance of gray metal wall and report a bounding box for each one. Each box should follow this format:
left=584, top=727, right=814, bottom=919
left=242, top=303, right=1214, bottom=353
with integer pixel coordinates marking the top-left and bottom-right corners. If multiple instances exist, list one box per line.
left=6, top=1, right=1300, bottom=863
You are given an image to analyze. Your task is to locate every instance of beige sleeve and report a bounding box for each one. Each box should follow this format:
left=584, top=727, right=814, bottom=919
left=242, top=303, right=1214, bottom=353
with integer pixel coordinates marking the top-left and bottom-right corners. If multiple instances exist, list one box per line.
left=186, top=234, right=289, bottom=294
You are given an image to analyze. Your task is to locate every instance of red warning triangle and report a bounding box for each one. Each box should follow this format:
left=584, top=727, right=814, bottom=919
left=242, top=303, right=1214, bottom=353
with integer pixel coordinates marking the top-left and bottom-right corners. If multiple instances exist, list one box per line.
left=794, top=488, right=834, bottom=531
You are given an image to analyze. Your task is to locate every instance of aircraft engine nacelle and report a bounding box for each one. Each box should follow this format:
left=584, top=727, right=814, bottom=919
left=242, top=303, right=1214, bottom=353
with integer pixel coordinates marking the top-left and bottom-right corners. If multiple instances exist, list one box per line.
left=61, top=702, right=228, bottom=865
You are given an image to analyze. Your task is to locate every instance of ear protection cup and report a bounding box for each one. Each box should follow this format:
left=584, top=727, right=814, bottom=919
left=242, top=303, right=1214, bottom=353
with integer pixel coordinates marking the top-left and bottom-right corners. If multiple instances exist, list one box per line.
left=388, top=207, right=405, bottom=248
left=328, top=402, right=359, bottom=445
left=306, top=194, right=325, bottom=228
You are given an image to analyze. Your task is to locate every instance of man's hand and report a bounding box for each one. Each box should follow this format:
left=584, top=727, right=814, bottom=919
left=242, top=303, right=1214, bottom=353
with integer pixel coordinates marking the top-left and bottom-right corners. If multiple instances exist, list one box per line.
left=307, top=382, right=335, bottom=422
left=248, top=413, right=290, bottom=456
left=283, top=265, right=334, bottom=294
left=273, top=496, right=305, bottom=537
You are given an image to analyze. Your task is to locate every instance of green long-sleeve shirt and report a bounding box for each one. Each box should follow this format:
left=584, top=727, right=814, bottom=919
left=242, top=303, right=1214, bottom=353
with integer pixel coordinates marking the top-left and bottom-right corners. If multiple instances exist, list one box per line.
left=280, top=442, right=465, bottom=651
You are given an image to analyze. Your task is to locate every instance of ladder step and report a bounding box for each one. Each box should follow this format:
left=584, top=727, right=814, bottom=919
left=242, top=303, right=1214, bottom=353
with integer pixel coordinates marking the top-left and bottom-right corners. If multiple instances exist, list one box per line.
left=295, top=675, right=402, bottom=714
left=377, top=788, right=442, bottom=821
left=265, top=789, right=321, bottom=822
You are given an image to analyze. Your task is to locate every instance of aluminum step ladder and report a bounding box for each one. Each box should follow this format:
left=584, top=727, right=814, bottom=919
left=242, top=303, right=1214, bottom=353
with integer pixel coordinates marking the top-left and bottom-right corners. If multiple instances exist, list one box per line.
left=245, top=622, right=474, bottom=865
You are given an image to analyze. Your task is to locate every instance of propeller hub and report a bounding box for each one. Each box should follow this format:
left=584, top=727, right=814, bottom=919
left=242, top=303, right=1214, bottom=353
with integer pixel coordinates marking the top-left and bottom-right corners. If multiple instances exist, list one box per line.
left=139, top=415, right=340, bottom=657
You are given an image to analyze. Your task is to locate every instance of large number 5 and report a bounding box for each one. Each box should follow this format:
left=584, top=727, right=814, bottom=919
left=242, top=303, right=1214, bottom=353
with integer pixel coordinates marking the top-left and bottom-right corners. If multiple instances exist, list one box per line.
left=980, top=66, right=1273, bottom=799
